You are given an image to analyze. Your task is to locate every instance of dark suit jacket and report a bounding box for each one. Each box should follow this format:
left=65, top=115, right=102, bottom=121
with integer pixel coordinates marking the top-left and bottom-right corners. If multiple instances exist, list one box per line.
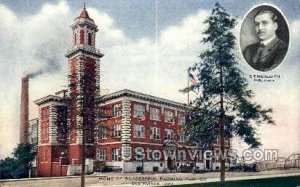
left=243, top=37, right=288, bottom=71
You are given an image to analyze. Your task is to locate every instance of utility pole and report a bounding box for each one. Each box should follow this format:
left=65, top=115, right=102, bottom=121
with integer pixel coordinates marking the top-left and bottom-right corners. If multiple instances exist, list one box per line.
left=81, top=119, right=86, bottom=187
left=219, top=66, right=225, bottom=183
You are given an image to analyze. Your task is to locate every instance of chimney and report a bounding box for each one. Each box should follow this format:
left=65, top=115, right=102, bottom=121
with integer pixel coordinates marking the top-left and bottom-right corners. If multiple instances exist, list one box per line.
left=20, top=76, right=29, bottom=144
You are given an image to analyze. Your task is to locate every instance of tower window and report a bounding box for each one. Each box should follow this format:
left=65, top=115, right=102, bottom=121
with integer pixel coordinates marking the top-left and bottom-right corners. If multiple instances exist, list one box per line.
left=88, top=33, right=92, bottom=46
left=74, top=33, right=77, bottom=45
left=80, top=30, right=84, bottom=44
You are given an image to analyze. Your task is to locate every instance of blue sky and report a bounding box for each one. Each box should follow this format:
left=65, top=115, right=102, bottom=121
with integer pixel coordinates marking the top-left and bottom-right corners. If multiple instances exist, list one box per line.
left=2, top=0, right=300, bottom=39
left=0, top=0, right=299, bottom=159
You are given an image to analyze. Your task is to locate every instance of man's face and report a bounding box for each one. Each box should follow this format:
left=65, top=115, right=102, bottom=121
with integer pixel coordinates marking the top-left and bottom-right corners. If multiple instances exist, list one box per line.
left=254, top=12, right=278, bottom=41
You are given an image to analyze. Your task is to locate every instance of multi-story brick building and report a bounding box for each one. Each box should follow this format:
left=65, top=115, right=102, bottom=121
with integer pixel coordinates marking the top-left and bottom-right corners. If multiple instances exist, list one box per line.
left=96, top=89, right=189, bottom=173
left=31, top=6, right=232, bottom=177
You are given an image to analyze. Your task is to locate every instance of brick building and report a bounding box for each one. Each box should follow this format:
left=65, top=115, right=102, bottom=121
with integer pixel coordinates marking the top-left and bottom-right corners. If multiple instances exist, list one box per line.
left=96, top=89, right=189, bottom=173
left=31, top=7, right=231, bottom=177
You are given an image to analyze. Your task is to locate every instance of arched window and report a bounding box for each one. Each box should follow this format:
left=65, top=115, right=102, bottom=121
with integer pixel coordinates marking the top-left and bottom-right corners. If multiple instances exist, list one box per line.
left=80, top=30, right=84, bottom=44
left=88, top=33, right=92, bottom=46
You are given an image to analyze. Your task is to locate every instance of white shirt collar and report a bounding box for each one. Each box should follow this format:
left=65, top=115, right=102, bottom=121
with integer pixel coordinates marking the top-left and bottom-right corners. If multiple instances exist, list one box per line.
left=261, top=35, right=277, bottom=46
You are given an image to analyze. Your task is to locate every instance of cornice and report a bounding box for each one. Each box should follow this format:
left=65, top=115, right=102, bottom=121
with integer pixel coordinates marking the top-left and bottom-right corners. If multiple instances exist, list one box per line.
left=97, top=89, right=188, bottom=110
left=34, top=95, right=65, bottom=106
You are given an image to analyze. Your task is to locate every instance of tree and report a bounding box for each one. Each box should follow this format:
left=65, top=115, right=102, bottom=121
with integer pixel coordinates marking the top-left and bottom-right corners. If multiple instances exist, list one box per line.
left=182, top=3, right=274, bottom=183
left=0, top=143, right=36, bottom=179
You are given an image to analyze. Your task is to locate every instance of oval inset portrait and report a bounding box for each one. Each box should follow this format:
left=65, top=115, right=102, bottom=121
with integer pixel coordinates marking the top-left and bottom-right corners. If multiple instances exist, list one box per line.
left=240, top=4, right=289, bottom=72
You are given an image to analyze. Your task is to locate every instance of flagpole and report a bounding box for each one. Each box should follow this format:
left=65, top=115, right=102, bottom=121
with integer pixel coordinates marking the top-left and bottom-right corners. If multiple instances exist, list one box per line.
left=187, top=70, right=190, bottom=105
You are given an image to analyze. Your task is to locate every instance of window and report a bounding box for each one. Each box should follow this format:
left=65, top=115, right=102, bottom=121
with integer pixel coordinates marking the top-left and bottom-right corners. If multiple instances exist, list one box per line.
left=31, top=123, right=38, bottom=134
left=134, top=104, right=145, bottom=117
left=31, top=137, right=38, bottom=144
left=112, top=103, right=122, bottom=117
left=134, top=125, right=145, bottom=138
left=150, top=107, right=160, bottom=120
left=98, top=149, right=107, bottom=161
left=99, top=108, right=106, bottom=118
left=112, top=148, right=121, bottom=161
left=98, top=126, right=107, bottom=139
left=57, top=122, right=66, bottom=139
left=150, top=127, right=160, bottom=139
left=88, top=33, right=92, bottom=45
left=164, top=129, right=174, bottom=140
left=178, top=113, right=186, bottom=126
left=112, top=124, right=121, bottom=137
left=30, top=122, right=39, bottom=144
left=165, top=110, right=174, bottom=123
left=80, top=30, right=84, bottom=44
left=74, top=33, right=77, bottom=45
left=179, top=130, right=186, bottom=142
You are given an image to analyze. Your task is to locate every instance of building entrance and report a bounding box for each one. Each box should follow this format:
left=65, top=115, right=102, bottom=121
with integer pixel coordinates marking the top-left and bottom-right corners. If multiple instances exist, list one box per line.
left=167, top=157, right=175, bottom=170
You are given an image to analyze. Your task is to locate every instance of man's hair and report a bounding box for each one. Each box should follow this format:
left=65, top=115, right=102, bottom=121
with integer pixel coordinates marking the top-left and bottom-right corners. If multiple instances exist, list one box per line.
left=254, top=9, right=278, bottom=23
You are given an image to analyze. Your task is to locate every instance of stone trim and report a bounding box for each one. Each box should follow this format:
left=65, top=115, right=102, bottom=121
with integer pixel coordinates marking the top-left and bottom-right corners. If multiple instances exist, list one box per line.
left=98, top=142, right=122, bottom=145
left=49, top=105, right=57, bottom=144
left=98, top=90, right=187, bottom=111
left=121, top=99, right=131, bottom=143
left=130, top=142, right=163, bottom=146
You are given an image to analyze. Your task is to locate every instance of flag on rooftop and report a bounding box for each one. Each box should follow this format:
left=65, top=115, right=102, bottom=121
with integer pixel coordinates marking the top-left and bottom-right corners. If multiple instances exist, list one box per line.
left=188, top=72, right=197, bottom=84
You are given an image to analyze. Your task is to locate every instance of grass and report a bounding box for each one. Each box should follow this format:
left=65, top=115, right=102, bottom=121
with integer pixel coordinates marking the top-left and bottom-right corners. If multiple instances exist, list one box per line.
left=173, top=175, right=300, bottom=187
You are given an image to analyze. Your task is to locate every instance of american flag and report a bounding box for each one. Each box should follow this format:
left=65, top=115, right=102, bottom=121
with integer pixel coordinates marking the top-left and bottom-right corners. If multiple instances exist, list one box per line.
left=188, top=72, right=197, bottom=84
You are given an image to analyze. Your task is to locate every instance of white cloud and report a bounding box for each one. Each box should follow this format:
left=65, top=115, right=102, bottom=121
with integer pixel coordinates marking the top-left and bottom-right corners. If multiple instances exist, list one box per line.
left=88, top=8, right=126, bottom=47
left=100, top=10, right=210, bottom=102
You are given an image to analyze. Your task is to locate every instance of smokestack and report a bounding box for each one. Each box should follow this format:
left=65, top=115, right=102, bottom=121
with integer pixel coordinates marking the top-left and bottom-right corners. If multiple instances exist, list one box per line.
left=20, top=76, right=29, bottom=144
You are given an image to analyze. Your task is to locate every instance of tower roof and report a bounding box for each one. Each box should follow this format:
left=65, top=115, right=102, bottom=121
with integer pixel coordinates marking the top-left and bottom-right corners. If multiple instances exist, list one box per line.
left=77, top=3, right=94, bottom=21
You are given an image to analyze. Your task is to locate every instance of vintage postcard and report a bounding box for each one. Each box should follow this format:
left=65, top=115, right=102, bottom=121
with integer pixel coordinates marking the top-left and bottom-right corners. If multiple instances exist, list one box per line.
left=0, top=0, right=299, bottom=186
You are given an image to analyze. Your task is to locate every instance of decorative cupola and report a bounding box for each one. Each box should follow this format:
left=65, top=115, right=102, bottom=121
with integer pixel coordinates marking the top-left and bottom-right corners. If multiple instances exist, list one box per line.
left=66, top=4, right=103, bottom=56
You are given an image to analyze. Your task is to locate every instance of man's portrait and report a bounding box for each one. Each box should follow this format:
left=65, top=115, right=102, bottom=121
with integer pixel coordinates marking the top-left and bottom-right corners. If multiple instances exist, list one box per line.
left=240, top=5, right=289, bottom=71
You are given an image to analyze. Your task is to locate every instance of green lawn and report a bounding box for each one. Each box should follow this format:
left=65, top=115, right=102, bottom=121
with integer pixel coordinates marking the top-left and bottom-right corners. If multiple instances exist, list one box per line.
left=174, top=175, right=300, bottom=187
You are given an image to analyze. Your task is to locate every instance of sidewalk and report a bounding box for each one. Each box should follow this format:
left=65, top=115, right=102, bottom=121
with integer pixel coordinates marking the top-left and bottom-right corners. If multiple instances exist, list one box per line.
left=1, top=169, right=299, bottom=187
left=87, top=169, right=300, bottom=187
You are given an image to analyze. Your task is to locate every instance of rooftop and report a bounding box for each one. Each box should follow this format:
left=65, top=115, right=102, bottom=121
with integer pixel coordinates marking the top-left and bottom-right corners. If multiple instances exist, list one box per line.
left=98, top=89, right=187, bottom=110
left=77, top=3, right=94, bottom=22
left=34, top=95, right=65, bottom=105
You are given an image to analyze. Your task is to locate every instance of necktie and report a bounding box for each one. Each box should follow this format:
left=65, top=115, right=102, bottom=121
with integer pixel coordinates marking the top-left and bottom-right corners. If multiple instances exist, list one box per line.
left=252, top=43, right=265, bottom=64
